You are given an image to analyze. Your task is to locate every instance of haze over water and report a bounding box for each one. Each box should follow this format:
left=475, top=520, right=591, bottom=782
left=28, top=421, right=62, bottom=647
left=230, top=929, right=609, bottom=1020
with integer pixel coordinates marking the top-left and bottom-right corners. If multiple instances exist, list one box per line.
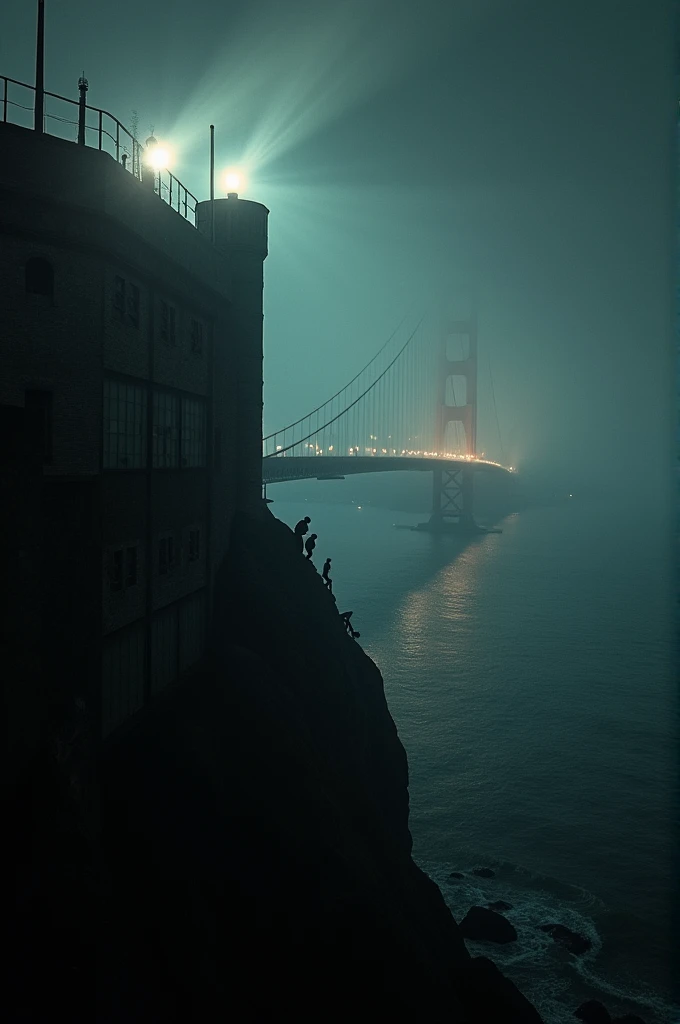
left=273, top=490, right=677, bottom=1024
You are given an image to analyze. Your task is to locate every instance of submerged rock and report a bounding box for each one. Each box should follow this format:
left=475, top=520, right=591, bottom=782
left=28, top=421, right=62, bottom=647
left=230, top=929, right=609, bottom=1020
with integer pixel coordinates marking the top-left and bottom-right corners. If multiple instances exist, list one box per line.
left=472, top=867, right=496, bottom=878
left=539, top=923, right=592, bottom=955
left=449, top=871, right=465, bottom=879
left=460, top=906, right=518, bottom=944
left=487, top=899, right=513, bottom=912
left=575, top=999, right=611, bottom=1023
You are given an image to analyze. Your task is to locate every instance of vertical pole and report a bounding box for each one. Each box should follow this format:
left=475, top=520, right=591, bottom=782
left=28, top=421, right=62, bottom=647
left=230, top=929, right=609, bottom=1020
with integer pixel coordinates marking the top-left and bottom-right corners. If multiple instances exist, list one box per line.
left=34, top=0, right=45, bottom=134
left=77, top=75, right=88, bottom=146
left=209, top=124, right=215, bottom=245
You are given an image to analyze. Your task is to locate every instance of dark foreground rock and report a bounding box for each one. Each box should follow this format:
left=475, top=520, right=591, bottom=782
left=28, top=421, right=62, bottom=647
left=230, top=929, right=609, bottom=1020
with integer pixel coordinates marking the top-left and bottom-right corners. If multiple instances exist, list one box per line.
left=610, top=1016, right=648, bottom=1024
left=8, top=509, right=544, bottom=1022
left=540, top=923, right=592, bottom=955
left=488, top=900, right=514, bottom=912
left=460, top=906, right=518, bottom=944
left=575, top=999, right=611, bottom=1023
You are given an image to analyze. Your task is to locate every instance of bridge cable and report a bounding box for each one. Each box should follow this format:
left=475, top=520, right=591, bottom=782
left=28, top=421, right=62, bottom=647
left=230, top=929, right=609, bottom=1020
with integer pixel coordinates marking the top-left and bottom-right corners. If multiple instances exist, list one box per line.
left=264, top=318, right=425, bottom=457
left=262, top=313, right=409, bottom=441
left=487, top=350, right=505, bottom=465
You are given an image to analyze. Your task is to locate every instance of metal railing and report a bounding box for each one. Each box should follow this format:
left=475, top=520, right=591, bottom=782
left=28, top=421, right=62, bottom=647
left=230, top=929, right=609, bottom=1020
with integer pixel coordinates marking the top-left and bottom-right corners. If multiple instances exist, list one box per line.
left=1, top=75, right=198, bottom=225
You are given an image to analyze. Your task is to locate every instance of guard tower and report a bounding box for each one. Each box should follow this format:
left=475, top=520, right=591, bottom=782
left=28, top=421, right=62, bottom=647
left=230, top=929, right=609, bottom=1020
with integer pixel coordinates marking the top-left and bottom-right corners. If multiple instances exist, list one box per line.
left=196, top=194, right=269, bottom=517
left=430, top=315, right=478, bottom=529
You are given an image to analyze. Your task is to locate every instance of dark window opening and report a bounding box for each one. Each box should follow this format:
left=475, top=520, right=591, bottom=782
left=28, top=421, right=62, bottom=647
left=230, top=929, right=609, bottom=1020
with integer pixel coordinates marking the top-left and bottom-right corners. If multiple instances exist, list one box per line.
left=127, top=284, right=140, bottom=327
left=110, top=549, right=123, bottom=592
left=25, top=257, right=54, bottom=298
left=190, top=319, right=203, bottom=354
left=159, top=535, right=175, bottom=575
left=160, top=301, right=176, bottom=345
left=24, top=389, right=53, bottom=463
left=188, top=529, right=200, bottom=562
left=114, top=276, right=125, bottom=321
left=125, top=546, right=138, bottom=588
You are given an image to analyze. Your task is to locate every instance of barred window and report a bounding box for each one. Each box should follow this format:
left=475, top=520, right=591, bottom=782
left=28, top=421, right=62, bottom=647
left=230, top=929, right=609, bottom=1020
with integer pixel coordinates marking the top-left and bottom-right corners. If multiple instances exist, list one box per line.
left=160, top=300, right=176, bottom=345
left=113, top=275, right=125, bottom=321
left=181, top=397, right=206, bottom=467
left=103, top=379, right=147, bottom=469
left=153, top=391, right=179, bottom=468
left=127, top=283, right=140, bottom=327
left=190, top=319, right=204, bottom=354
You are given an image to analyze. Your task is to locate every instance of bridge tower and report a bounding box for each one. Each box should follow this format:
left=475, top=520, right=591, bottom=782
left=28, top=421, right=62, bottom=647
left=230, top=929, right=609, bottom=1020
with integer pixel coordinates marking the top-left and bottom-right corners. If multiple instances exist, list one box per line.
left=430, top=315, right=478, bottom=529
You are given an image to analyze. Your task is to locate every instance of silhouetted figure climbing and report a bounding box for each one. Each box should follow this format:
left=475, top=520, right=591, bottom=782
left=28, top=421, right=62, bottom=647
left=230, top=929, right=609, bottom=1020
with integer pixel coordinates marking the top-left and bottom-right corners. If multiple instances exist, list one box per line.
left=293, top=516, right=311, bottom=552
left=340, top=610, right=360, bottom=639
left=322, top=558, right=332, bottom=592
left=304, top=533, right=318, bottom=561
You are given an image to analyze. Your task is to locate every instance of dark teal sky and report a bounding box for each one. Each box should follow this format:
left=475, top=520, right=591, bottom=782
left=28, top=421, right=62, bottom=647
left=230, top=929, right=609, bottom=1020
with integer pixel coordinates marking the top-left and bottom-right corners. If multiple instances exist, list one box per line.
left=1, top=0, right=675, bottom=493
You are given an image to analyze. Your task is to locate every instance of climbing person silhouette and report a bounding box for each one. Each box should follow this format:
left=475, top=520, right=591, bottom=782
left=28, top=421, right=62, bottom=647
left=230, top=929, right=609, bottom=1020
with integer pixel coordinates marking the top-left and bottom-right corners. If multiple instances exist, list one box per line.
left=293, top=516, right=311, bottom=553
left=304, top=533, right=318, bottom=561
left=340, top=610, right=360, bottom=639
left=321, top=557, right=332, bottom=592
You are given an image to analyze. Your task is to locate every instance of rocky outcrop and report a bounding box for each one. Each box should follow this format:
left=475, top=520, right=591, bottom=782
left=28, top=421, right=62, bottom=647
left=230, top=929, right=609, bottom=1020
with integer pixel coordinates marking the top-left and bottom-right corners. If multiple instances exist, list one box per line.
left=10, top=508, right=544, bottom=1022
left=539, top=923, right=592, bottom=955
left=460, top=906, right=518, bottom=944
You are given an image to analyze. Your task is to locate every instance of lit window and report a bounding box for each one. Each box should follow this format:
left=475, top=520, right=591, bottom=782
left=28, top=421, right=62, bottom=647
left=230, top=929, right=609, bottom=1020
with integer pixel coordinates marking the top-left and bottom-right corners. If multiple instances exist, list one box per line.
left=190, top=319, right=203, bottom=354
left=188, top=528, right=200, bottom=562
left=103, top=378, right=147, bottom=469
left=25, top=257, right=54, bottom=298
left=160, top=300, right=176, bottom=345
left=181, top=396, right=206, bottom=467
left=113, top=276, right=125, bottom=321
left=127, top=283, right=140, bottom=327
left=153, top=390, right=179, bottom=468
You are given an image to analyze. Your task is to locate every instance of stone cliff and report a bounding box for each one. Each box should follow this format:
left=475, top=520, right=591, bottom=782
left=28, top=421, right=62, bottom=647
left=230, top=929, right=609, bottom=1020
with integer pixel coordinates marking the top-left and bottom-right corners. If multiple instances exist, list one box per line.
left=9, top=509, right=545, bottom=1022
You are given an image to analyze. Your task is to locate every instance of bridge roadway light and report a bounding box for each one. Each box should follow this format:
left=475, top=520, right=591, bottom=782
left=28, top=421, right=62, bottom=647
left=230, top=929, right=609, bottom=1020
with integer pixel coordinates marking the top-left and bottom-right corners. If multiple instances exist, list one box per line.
left=144, top=135, right=172, bottom=171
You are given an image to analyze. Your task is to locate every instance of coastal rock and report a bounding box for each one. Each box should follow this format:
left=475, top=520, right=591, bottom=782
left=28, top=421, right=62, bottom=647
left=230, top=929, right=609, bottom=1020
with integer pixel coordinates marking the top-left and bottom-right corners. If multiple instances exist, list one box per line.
left=449, top=871, right=465, bottom=879
left=610, top=1016, right=647, bottom=1024
left=539, top=923, right=592, bottom=955
left=13, top=508, right=544, bottom=1021
left=472, top=867, right=496, bottom=878
left=575, top=999, right=611, bottom=1023
left=452, top=956, right=544, bottom=1024
left=460, top=906, right=518, bottom=944
left=488, top=899, right=513, bottom=912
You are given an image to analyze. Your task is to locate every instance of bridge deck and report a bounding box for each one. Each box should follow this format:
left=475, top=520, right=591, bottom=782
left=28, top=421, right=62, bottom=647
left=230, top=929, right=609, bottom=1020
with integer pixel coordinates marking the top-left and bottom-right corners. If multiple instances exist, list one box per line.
left=262, top=455, right=511, bottom=485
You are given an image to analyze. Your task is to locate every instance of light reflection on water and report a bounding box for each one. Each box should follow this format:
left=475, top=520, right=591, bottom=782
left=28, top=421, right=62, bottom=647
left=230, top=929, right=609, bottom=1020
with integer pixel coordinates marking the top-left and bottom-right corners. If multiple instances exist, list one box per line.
left=272, top=496, right=676, bottom=1017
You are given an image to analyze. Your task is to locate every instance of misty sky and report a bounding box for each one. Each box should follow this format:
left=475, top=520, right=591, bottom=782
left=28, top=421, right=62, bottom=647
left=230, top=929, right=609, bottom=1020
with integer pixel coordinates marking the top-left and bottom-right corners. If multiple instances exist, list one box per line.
left=2, top=0, right=675, bottom=493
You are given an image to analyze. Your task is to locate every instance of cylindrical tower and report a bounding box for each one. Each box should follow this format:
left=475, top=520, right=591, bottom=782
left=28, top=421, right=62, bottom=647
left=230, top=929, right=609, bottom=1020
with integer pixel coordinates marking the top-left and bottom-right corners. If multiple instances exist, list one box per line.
left=196, top=195, right=269, bottom=514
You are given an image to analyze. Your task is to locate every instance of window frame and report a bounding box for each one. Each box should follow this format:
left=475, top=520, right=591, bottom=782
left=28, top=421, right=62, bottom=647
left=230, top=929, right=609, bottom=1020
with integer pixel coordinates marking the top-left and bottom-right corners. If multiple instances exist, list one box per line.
left=103, top=378, right=148, bottom=470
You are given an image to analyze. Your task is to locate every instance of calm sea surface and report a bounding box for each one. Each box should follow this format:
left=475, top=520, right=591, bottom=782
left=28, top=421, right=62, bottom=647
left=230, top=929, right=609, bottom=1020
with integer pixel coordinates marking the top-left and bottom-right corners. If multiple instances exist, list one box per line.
left=273, top=494, right=678, bottom=1024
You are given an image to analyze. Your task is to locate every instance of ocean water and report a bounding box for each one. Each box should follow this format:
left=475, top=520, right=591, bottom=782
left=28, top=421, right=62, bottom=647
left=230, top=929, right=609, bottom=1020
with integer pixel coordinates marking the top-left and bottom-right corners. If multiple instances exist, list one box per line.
left=272, top=494, right=678, bottom=1024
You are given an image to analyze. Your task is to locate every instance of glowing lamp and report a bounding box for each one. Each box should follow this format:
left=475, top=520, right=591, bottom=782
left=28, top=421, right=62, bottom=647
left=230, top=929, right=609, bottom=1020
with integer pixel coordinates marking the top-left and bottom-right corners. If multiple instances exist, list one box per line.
left=144, top=135, right=171, bottom=171
left=224, top=168, right=244, bottom=195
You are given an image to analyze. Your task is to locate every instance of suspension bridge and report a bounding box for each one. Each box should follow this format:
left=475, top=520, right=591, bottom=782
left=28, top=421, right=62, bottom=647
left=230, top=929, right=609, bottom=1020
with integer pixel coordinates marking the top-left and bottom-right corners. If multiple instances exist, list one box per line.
left=262, top=316, right=514, bottom=531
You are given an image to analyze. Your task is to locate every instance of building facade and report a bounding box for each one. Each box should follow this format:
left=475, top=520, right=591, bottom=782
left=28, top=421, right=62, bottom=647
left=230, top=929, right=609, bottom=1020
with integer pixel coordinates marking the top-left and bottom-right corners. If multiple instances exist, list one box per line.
left=0, top=118, right=268, bottom=751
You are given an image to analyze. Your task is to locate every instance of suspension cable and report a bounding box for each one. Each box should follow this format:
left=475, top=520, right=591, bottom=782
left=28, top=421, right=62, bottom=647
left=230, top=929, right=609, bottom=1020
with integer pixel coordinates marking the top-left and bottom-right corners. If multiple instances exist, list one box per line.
left=264, top=318, right=425, bottom=457
left=262, top=314, right=408, bottom=441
